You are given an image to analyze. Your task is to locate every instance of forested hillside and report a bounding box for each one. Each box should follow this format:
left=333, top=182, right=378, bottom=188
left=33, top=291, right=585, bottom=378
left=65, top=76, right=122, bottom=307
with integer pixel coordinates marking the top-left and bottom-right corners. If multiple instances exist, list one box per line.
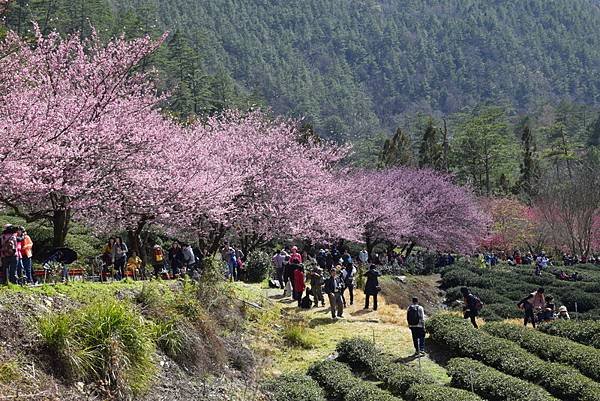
left=5, top=0, right=600, bottom=141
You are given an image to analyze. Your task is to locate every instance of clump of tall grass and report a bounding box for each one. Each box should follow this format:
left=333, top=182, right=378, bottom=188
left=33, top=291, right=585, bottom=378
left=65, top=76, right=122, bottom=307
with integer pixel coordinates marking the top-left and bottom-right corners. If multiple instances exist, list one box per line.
left=282, top=320, right=317, bottom=349
left=38, top=299, right=155, bottom=399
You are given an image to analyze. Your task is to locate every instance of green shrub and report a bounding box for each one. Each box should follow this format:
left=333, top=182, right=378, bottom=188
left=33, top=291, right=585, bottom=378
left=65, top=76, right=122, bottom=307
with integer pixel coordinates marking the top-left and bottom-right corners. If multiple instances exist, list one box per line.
left=440, top=269, right=480, bottom=289
left=405, top=383, right=483, bottom=401
left=426, top=314, right=600, bottom=401
left=245, top=250, right=272, bottom=283
left=336, top=337, right=433, bottom=396
left=38, top=299, right=155, bottom=399
left=282, top=321, right=317, bottom=349
left=484, top=322, right=600, bottom=381
left=446, top=358, right=558, bottom=401
left=263, top=374, right=326, bottom=401
left=539, top=320, right=600, bottom=349
left=307, top=360, right=400, bottom=401
left=335, top=337, right=379, bottom=372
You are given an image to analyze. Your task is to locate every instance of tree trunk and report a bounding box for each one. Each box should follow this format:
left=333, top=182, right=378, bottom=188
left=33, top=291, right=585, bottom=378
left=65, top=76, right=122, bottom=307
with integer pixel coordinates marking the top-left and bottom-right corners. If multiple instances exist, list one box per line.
left=52, top=208, right=70, bottom=248
left=405, top=242, right=415, bottom=257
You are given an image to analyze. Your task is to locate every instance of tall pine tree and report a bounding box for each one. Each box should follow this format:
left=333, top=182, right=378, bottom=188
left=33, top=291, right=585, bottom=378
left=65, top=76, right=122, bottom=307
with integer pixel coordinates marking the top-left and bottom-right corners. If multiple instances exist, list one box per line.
left=588, top=113, right=600, bottom=147
left=378, top=128, right=414, bottom=168
left=517, top=124, right=539, bottom=200
left=418, top=119, right=442, bottom=169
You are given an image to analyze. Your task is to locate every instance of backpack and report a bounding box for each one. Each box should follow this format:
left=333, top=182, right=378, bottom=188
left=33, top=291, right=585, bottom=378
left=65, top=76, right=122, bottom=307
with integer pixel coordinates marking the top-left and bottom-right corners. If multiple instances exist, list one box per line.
left=472, top=295, right=484, bottom=311
left=407, top=305, right=421, bottom=325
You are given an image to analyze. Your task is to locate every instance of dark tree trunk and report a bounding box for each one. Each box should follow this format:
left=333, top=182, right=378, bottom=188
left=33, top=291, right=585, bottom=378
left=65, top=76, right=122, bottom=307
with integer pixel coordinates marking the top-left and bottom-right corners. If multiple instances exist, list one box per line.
left=405, top=242, right=415, bottom=257
left=52, top=208, right=70, bottom=248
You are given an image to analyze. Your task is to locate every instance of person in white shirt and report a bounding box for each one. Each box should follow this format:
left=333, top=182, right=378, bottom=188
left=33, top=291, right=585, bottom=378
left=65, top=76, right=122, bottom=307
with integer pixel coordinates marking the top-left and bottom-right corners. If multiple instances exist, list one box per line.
left=358, top=249, right=368, bottom=265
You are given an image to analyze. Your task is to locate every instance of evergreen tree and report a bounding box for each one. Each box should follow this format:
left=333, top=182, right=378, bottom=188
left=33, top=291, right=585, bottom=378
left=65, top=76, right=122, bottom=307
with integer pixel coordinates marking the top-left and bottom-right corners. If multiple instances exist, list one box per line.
left=517, top=124, right=539, bottom=200
left=588, top=113, right=600, bottom=147
left=378, top=128, right=414, bottom=168
left=418, top=120, right=442, bottom=169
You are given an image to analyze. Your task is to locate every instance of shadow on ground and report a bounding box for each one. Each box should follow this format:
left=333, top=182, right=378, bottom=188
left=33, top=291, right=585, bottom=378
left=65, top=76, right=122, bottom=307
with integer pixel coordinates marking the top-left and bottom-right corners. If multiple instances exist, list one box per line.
left=308, top=317, right=338, bottom=328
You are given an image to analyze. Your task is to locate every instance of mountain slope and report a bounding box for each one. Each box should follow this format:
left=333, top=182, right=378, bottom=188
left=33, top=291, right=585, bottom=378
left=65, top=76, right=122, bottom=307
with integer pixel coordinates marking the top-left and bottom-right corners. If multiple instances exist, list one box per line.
left=5, top=0, right=600, bottom=140
left=107, top=0, right=600, bottom=140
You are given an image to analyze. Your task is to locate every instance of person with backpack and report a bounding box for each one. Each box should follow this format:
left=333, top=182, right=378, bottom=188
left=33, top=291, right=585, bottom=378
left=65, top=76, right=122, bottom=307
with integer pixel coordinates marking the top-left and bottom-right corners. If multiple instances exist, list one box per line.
left=363, top=264, right=381, bottom=310
left=341, top=263, right=356, bottom=306
left=407, top=297, right=426, bottom=356
left=518, top=287, right=545, bottom=327
left=323, top=267, right=345, bottom=319
left=517, top=293, right=536, bottom=327
left=460, top=287, right=482, bottom=328
left=308, top=266, right=325, bottom=307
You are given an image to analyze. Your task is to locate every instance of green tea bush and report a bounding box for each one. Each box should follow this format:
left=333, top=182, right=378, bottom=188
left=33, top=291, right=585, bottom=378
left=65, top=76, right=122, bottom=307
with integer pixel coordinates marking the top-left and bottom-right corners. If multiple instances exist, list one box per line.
left=38, top=299, right=155, bottom=399
left=335, top=337, right=379, bottom=372
left=538, top=320, right=600, bottom=349
left=446, top=358, right=558, bottom=401
left=263, top=374, right=326, bottom=401
left=405, top=383, right=483, bottom=401
left=336, top=337, right=433, bottom=396
left=307, top=360, right=400, bottom=401
left=245, top=250, right=272, bottom=283
left=426, top=315, right=600, bottom=401
left=484, top=322, right=600, bottom=381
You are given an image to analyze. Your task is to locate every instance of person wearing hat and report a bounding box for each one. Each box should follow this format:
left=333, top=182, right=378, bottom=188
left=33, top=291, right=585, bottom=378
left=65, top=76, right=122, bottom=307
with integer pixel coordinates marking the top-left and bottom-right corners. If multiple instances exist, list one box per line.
left=152, top=244, right=166, bottom=278
left=308, top=265, right=325, bottom=307
left=558, top=305, right=570, bottom=320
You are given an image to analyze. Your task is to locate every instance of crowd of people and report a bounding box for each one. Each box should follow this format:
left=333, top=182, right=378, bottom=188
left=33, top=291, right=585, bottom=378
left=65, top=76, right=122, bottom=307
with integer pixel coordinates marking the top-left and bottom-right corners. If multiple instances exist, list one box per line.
left=100, top=238, right=203, bottom=281
left=271, top=245, right=382, bottom=319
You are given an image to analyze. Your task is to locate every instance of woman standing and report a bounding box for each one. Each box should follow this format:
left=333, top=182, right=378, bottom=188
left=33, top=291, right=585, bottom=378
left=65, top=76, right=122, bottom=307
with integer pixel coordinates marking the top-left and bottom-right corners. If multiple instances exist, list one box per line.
left=112, top=237, right=128, bottom=280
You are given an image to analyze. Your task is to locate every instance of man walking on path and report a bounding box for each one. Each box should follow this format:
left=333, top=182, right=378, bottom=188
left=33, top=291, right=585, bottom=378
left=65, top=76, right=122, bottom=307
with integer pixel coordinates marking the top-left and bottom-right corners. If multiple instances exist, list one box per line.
left=407, top=297, right=426, bottom=356
left=323, top=267, right=344, bottom=319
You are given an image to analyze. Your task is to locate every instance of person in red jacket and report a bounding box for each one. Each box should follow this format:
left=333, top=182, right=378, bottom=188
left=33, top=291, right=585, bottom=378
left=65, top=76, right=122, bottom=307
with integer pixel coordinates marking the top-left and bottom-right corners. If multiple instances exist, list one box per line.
left=293, top=264, right=306, bottom=307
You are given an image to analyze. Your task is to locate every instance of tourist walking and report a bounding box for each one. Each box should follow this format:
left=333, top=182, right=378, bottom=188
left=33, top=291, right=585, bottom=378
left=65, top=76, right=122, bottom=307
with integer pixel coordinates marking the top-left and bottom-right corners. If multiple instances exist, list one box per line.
left=308, top=266, right=325, bottom=307
left=363, top=264, right=381, bottom=310
left=460, top=287, right=482, bottom=328
left=407, top=297, right=426, bottom=355
left=112, top=237, right=128, bottom=279
left=272, top=249, right=288, bottom=288
left=324, top=267, right=344, bottom=319
left=342, top=263, right=356, bottom=306
left=293, top=264, right=306, bottom=307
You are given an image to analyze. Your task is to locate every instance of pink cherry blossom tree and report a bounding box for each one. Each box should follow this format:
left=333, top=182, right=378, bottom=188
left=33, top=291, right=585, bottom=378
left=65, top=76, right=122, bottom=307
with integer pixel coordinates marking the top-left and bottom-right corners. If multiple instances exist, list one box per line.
left=0, top=26, right=167, bottom=247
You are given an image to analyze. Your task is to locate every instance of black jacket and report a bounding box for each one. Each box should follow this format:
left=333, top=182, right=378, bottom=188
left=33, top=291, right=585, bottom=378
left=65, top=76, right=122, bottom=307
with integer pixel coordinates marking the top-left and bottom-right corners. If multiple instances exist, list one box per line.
left=364, top=268, right=381, bottom=295
left=323, top=276, right=344, bottom=294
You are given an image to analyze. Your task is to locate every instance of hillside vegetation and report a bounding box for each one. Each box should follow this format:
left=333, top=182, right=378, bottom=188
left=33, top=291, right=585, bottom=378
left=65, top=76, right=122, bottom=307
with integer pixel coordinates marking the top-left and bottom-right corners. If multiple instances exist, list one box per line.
left=6, top=0, right=600, bottom=140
